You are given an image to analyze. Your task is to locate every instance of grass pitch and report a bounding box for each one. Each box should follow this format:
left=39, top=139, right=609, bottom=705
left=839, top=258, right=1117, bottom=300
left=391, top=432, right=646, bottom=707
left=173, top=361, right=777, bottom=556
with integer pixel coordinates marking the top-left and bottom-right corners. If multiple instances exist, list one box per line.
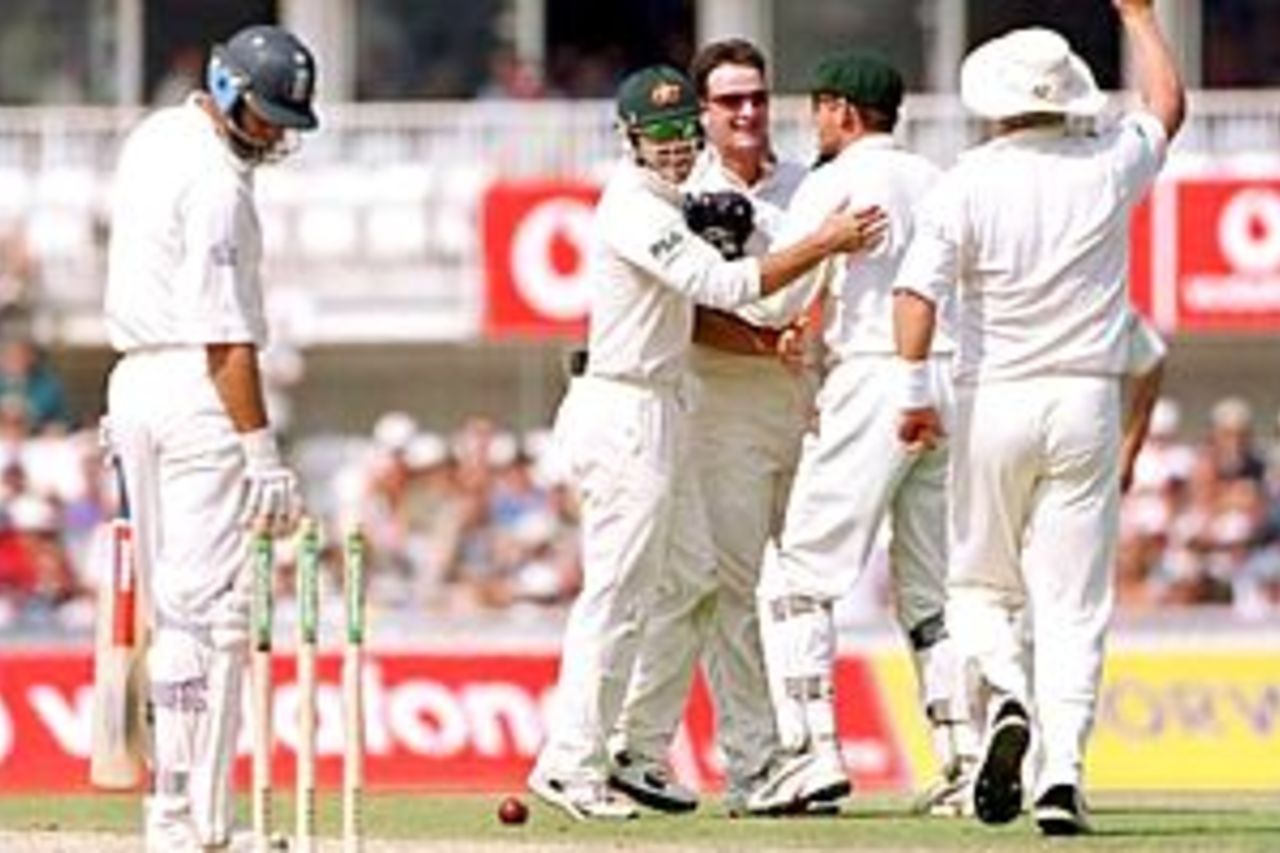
left=0, top=791, right=1276, bottom=850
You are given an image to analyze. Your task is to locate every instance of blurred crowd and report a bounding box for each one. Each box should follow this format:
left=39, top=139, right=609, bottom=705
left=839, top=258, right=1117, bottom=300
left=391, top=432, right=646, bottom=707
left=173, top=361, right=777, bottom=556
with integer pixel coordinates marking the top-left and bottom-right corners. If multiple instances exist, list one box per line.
left=3, top=330, right=1280, bottom=633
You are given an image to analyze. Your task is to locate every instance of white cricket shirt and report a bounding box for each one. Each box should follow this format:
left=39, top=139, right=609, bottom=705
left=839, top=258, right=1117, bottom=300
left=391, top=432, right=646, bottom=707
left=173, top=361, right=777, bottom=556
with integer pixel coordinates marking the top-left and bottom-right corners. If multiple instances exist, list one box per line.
left=743, top=134, right=948, bottom=359
left=684, top=147, right=807, bottom=379
left=896, top=112, right=1168, bottom=385
left=105, top=96, right=266, bottom=352
left=586, top=158, right=762, bottom=385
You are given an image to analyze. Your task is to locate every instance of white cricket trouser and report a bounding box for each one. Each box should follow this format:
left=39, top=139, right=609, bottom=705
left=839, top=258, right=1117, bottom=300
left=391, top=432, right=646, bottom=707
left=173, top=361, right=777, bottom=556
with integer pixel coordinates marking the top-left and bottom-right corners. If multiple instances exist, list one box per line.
left=533, top=374, right=711, bottom=785
left=107, top=348, right=251, bottom=845
left=946, top=376, right=1121, bottom=795
left=616, top=357, right=810, bottom=788
left=757, top=355, right=953, bottom=752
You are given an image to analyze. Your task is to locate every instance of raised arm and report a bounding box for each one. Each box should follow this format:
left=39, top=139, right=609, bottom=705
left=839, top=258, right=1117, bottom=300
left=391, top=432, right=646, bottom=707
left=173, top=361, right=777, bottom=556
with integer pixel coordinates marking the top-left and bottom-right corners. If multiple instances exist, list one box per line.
left=1115, top=0, right=1186, bottom=139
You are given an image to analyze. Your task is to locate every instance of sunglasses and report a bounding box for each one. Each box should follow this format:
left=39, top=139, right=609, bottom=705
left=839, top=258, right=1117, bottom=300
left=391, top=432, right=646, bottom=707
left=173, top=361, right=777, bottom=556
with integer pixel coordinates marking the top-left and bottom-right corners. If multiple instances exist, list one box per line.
left=709, top=90, right=769, bottom=111
left=639, top=115, right=701, bottom=142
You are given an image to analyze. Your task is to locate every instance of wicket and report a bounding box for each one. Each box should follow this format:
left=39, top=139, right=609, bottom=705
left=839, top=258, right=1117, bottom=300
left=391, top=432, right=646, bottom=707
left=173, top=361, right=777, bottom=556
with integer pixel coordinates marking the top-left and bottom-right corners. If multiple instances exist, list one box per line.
left=249, top=520, right=367, bottom=853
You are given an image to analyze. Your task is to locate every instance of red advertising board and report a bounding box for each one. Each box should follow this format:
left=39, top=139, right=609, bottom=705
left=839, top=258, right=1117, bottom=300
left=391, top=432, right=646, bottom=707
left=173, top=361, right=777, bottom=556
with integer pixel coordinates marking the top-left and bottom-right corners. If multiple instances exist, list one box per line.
left=1170, top=177, right=1280, bottom=332
left=0, top=648, right=909, bottom=794
left=481, top=181, right=599, bottom=338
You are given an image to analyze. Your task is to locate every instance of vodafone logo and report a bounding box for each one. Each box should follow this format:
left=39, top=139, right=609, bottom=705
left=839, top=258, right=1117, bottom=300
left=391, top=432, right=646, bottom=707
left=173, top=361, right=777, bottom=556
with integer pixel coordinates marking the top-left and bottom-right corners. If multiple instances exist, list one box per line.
left=1218, top=188, right=1280, bottom=274
left=510, top=197, right=594, bottom=321
left=483, top=181, right=599, bottom=337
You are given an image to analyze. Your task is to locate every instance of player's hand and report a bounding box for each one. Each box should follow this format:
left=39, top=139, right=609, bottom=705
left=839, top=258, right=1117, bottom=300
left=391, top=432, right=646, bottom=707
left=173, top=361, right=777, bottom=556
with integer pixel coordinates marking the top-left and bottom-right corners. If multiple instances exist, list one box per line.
left=898, top=407, right=944, bottom=454
left=241, top=463, right=302, bottom=538
left=776, top=315, right=812, bottom=374
left=238, top=429, right=302, bottom=537
left=1113, top=0, right=1154, bottom=17
left=819, top=204, right=888, bottom=255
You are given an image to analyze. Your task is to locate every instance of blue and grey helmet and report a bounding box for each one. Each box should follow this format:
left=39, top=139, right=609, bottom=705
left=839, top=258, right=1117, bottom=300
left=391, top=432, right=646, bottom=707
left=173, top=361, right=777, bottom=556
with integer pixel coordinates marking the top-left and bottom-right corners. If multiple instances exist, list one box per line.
left=207, top=25, right=318, bottom=131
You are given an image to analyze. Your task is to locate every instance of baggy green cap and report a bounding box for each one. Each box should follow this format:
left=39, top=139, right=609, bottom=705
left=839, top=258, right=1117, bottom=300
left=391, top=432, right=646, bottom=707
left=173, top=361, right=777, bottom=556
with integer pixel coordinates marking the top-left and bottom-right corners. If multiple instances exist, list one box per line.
left=616, top=64, right=699, bottom=131
left=810, top=51, right=904, bottom=115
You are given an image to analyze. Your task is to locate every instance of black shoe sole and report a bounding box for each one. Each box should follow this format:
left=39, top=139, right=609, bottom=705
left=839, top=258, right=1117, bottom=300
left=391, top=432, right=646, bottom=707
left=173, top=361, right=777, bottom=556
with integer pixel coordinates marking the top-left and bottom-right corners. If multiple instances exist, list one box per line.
left=607, top=774, right=698, bottom=814
left=1035, top=804, right=1089, bottom=836
left=1037, top=815, right=1088, bottom=836
left=973, top=715, right=1030, bottom=825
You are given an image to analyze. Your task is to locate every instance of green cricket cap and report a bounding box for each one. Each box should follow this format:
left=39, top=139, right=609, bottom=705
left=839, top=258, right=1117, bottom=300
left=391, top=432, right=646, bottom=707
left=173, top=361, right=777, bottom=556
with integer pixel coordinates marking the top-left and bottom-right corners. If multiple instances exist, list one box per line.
left=810, top=51, right=904, bottom=114
left=616, top=64, right=699, bottom=131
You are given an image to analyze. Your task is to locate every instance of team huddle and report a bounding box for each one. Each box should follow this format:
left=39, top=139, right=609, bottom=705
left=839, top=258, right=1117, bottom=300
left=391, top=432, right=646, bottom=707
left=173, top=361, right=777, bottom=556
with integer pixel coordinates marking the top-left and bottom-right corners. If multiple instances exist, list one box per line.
left=93, top=0, right=1182, bottom=849
left=529, top=0, right=1183, bottom=837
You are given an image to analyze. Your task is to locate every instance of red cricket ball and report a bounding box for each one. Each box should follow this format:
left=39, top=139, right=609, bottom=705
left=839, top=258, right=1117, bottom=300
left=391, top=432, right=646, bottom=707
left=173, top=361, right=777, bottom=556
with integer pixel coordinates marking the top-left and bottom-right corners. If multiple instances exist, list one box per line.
left=497, top=795, right=529, bottom=825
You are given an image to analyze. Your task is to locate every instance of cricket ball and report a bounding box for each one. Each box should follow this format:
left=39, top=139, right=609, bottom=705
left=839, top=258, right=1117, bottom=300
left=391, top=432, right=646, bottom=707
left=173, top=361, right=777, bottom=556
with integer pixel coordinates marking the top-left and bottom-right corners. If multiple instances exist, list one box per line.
left=498, top=794, right=529, bottom=825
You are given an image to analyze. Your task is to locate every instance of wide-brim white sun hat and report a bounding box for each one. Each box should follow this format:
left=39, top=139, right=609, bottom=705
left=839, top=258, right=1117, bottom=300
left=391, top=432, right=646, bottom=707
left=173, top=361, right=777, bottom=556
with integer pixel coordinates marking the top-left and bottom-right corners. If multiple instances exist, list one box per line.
left=961, top=27, right=1107, bottom=120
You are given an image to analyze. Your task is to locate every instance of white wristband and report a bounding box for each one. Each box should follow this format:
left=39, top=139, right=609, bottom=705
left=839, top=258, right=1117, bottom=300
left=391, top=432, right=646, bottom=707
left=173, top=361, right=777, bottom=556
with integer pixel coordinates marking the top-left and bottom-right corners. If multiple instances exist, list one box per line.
left=897, top=358, right=933, bottom=409
left=239, top=428, right=281, bottom=469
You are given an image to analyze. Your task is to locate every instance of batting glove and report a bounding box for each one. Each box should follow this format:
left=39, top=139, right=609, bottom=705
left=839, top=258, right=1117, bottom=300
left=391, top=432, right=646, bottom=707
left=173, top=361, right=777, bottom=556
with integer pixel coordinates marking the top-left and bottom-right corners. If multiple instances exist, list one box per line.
left=239, top=428, right=302, bottom=537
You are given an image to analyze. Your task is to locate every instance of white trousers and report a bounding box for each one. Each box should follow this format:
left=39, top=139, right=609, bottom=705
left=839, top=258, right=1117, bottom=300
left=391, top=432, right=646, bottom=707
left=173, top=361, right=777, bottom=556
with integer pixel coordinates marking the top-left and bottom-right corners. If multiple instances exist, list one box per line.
left=757, top=356, right=954, bottom=751
left=533, top=375, right=710, bottom=785
left=947, top=377, right=1121, bottom=794
left=760, top=356, right=951, bottom=619
left=107, top=348, right=251, bottom=845
left=615, top=363, right=810, bottom=788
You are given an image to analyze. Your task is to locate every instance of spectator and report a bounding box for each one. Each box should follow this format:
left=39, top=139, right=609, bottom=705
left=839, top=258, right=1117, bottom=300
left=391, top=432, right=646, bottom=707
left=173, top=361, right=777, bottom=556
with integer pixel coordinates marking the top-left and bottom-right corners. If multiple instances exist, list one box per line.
left=1208, top=396, right=1266, bottom=484
left=0, top=337, right=72, bottom=434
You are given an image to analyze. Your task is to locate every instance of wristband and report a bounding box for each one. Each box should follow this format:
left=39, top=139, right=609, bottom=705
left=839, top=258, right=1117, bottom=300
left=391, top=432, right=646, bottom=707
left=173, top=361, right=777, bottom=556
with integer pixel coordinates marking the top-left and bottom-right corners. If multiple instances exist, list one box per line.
left=897, top=358, right=933, bottom=409
left=239, top=428, right=281, bottom=468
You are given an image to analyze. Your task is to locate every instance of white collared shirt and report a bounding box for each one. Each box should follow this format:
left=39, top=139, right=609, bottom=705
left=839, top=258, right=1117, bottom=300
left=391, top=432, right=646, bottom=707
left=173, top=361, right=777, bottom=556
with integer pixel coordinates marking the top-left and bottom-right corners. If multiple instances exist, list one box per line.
left=742, top=134, right=947, bottom=360
left=683, top=147, right=807, bottom=377
left=105, top=96, right=266, bottom=352
left=585, top=157, right=763, bottom=385
left=896, top=112, right=1168, bottom=384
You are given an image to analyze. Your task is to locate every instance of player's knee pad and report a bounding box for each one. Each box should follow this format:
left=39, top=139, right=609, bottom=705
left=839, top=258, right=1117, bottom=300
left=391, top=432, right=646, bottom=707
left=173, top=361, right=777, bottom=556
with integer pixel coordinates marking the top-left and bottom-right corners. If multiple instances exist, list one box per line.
left=190, top=644, right=245, bottom=846
left=148, top=628, right=212, bottom=809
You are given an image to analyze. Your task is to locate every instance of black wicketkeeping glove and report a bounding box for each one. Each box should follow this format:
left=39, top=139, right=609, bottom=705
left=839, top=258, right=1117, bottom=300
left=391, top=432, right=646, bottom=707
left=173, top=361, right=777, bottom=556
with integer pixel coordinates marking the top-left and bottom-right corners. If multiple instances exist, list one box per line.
left=682, top=190, right=755, bottom=260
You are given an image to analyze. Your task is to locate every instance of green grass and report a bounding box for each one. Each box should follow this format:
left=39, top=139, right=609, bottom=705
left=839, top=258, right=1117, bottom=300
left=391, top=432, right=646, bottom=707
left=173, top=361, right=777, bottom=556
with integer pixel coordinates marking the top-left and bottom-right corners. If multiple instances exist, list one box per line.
left=1, top=792, right=1277, bottom=850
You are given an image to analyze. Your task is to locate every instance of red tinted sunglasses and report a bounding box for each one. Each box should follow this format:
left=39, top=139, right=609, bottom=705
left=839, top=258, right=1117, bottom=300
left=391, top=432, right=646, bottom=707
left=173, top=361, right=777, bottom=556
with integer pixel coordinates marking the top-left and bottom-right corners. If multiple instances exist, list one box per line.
left=709, top=90, right=769, bottom=111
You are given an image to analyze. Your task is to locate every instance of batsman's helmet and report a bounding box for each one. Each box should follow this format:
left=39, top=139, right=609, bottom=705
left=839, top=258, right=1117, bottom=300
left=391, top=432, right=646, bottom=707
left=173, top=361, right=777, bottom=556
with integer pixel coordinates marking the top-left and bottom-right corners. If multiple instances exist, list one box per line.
left=207, top=25, right=319, bottom=132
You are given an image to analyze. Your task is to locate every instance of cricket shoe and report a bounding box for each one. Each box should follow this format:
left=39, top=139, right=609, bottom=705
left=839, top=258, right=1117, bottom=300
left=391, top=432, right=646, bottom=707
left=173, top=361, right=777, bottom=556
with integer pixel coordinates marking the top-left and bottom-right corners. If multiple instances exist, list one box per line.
left=608, top=750, right=698, bottom=813
left=744, top=748, right=851, bottom=816
left=1034, top=784, right=1091, bottom=836
left=528, top=770, right=639, bottom=821
left=911, top=759, right=976, bottom=818
left=724, top=782, right=842, bottom=819
left=972, top=697, right=1031, bottom=825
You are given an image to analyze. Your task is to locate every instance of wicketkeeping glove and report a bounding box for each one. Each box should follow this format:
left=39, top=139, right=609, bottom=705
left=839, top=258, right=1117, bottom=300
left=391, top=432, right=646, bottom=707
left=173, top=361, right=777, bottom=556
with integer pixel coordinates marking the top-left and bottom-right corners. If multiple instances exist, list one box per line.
left=239, top=429, right=303, bottom=538
left=682, top=190, right=755, bottom=260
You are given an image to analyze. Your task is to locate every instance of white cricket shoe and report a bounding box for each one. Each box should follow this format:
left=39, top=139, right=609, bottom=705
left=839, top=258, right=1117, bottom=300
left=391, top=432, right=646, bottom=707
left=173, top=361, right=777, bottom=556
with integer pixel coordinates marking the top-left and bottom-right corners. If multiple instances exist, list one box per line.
left=912, top=756, right=977, bottom=817
left=744, top=748, right=850, bottom=815
left=528, top=770, right=639, bottom=821
left=608, top=750, right=698, bottom=813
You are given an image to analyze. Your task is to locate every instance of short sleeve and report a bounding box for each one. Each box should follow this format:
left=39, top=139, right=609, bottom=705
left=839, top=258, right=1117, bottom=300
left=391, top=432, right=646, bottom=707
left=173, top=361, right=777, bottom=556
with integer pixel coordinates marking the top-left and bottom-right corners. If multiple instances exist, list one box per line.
left=893, top=176, right=965, bottom=304
left=176, top=175, right=262, bottom=343
left=1111, top=112, right=1168, bottom=208
left=1125, top=312, right=1167, bottom=375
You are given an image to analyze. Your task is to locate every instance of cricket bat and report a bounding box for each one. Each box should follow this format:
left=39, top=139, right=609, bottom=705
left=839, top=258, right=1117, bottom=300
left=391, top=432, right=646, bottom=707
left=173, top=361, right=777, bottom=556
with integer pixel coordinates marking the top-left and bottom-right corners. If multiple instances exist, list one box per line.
left=89, top=467, right=148, bottom=789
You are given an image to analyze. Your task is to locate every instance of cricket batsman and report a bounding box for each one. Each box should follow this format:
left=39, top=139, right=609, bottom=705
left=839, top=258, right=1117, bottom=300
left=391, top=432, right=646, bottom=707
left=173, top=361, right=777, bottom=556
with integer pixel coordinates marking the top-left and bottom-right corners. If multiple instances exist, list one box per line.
left=102, top=24, right=318, bottom=850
